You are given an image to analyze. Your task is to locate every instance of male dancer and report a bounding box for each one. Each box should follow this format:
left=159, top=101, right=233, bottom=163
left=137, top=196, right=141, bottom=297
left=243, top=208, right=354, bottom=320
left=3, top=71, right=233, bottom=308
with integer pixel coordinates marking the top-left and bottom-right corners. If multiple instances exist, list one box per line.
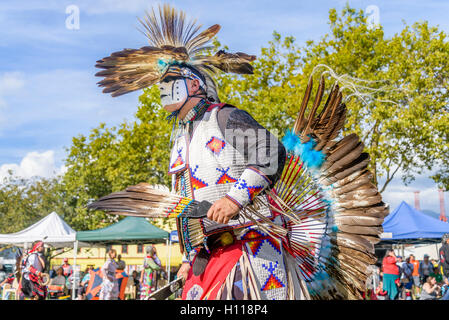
left=93, top=4, right=387, bottom=300
left=21, top=241, right=47, bottom=300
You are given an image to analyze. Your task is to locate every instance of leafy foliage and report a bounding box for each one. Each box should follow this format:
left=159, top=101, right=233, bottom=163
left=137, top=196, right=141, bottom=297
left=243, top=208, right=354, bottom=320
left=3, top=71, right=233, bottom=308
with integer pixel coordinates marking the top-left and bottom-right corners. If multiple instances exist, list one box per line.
left=0, top=173, right=66, bottom=233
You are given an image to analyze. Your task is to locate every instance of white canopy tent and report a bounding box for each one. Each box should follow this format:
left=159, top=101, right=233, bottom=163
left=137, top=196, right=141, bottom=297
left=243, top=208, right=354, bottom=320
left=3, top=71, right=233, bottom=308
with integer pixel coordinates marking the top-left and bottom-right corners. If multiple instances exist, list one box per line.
left=0, top=211, right=92, bottom=299
left=0, top=212, right=87, bottom=248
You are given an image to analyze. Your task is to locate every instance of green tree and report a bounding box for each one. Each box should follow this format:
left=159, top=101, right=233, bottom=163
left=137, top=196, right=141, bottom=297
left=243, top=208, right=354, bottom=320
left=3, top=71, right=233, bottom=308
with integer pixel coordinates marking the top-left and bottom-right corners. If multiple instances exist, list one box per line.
left=0, top=173, right=67, bottom=233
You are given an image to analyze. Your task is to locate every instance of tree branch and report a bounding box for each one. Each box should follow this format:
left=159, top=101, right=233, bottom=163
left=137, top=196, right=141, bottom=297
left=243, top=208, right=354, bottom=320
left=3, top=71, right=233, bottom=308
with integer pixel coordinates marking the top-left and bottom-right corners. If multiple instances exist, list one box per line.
left=379, top=159, right=404, bottom=193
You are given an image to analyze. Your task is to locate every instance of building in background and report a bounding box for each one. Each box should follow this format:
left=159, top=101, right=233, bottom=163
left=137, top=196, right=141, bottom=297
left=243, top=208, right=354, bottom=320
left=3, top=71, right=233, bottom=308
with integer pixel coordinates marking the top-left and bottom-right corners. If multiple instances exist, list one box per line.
left=51, top=243, right=183, bottom=274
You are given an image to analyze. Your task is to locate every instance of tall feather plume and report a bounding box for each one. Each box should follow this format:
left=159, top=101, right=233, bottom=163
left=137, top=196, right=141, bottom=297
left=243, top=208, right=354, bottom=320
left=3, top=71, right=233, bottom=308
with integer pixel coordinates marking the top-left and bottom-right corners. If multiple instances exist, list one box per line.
left=278, top=72, right=387, bottom=299
left=292, top=75, right=346, bottom=149
left=95, top=4, right=256, bottom=97
left=87, top=183, right=200, bottom=218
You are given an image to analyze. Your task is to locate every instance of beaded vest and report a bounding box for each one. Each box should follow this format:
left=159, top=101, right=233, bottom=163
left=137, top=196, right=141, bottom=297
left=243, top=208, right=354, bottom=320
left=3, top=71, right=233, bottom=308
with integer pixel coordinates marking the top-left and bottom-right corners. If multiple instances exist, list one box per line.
left=168, top=103, right=274, bottom=256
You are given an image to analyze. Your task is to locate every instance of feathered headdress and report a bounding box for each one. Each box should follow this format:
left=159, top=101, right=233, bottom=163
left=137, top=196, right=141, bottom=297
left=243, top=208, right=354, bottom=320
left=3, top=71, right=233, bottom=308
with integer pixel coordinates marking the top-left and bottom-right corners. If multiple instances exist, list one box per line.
left=95, top=4, right=256, bottom=100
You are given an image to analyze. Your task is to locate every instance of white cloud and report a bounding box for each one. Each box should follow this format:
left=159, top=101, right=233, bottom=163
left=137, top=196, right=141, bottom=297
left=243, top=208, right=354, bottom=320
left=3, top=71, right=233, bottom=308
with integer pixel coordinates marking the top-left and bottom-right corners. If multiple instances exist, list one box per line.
left=0, top=72, right=25, bottom=93
left=0, top=72, right=25, bottom=109
left=0, top=150, right=66, bottom=180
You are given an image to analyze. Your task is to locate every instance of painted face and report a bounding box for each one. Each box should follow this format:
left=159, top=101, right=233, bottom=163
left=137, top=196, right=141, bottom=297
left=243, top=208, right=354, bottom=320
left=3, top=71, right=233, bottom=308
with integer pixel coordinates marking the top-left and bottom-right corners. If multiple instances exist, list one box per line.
left=158, top=77, right=188, bottom=108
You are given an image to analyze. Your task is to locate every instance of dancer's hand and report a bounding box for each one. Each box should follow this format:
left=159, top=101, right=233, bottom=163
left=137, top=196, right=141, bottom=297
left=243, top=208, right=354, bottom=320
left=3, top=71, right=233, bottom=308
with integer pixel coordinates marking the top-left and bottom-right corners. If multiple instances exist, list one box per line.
left=177, top=262, right=190, bottom=280
left=207, top=197, right=240, bottom=224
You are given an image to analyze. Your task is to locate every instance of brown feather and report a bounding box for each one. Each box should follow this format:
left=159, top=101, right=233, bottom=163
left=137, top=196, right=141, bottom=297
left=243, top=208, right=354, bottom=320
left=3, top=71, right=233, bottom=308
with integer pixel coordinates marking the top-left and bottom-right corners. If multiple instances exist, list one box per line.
left=301, top=76, right=325, bottom=140
left=336, top=185, right=379, bottom=202
left=325, top=142, right=365, bottom=175
left=324, top=134, right=360, bottom=165
left=293, top=76, right=313, bottom=134
left=332, top=171, right=374, bottom=195
left=337, top=194, right=383, bottom=209
left=359, top=234, right=381, bottom=244
left=334, top=233, right=374, bottom=254
left=337, top=224, right=383, bottom=236
left=325, top=153, right=370, bottom=183
left=336, top=203, right=390, bottom=218
left=336, top=215, right=384, bottom=227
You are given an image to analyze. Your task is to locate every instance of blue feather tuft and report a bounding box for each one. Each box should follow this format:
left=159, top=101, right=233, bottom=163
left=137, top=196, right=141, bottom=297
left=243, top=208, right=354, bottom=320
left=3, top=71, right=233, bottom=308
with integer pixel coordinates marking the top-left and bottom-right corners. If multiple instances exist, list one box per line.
left=282, top=130, right=325, bottom=169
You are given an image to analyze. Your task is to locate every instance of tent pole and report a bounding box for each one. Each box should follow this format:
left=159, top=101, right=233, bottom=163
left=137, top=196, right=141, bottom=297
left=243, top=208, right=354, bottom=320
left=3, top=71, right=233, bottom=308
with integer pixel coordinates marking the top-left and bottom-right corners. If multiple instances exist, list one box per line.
left=72, top=240, right=78, bottom=300
left=165, top=238, right=169, bottom=275
left=168, top=239, right=172, bottom=283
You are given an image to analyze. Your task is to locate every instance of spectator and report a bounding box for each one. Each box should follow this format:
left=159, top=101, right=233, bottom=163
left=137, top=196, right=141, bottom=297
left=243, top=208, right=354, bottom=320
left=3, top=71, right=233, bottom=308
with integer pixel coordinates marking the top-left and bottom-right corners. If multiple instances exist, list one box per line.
left=50, top=267, right=66, bottom=286
left=61, top=258, right=73, bottom=278
left=140, top=246, right=161, bottom=300
left=430, top=263, right=443, bottom=284
left=419, top=254, right=433, bottom=284
left=399, top=257, right=414, bottom=300
left=410, top=254, right=421, bottom=298
left=365, top=264, right=380, bottom=299
left=48, top=267, right=67, bottom=299
left=382, top=249, right=400, bottom=300
left=375, top=280, right=388, bottom=300
left=0, top=272, right=15, bottom=287
left=439, top=233, right=449, bottom=278
left=132, top=270, right=140, bottom=299
left=117, top=255, right=126, bottom=271
left=440, top=276, right=449, bottom=300
left=0, top=273, right=15, bottom=300
left=395, top=256, right=406, bottom=300
left=124, top=270, right=140, bottom=300
left=77, top=266, right=93, bottom=300
left=151, top=245, right=162, bottom=267
left=99, top=249, right=119, bottom=300
left=419, top=276, right=440, bottom=300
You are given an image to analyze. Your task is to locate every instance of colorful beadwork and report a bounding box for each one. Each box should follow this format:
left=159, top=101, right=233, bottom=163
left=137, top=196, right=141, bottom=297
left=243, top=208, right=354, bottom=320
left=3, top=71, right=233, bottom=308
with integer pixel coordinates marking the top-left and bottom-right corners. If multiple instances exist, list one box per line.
left=165, top=197, right=194, bottom=218
left=190, top=165, right=208, bottom=191
left=241, top=229, right=265, bottom=257
left=261, top=262, right=285, bottom=291
left=215, top=167, right=238, bottom=184
left=205, top=136, right=226, bottom=155
left=170, top=147, right=185, bottom=169
left=265, top=237, right=281, bottom=254
left=235, top=178, right=264, bottom=201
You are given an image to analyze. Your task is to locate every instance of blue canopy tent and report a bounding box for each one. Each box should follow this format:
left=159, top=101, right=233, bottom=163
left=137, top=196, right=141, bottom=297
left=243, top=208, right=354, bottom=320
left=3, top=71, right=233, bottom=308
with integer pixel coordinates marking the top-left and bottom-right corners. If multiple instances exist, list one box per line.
left=380, top=201, right=449, bottom=244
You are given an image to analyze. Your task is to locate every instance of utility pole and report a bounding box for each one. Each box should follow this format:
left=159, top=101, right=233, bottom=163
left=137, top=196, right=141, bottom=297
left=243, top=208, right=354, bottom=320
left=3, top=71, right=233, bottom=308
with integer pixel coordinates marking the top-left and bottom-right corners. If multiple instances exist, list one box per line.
left=439, top=189, right=447, bottom=222
left=414, top=191, right=420, bottom=211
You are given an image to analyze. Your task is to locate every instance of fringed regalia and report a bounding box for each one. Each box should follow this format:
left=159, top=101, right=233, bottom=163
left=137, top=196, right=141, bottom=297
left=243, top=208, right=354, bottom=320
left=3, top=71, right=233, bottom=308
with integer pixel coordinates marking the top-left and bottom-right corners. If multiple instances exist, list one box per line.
left=91, top=4, right=389, bottom=300
left=140, top=255, right=161, bottom=300
left=99, top=258, right=119, bottom=300
left=20, top=243, right=47, bottom=300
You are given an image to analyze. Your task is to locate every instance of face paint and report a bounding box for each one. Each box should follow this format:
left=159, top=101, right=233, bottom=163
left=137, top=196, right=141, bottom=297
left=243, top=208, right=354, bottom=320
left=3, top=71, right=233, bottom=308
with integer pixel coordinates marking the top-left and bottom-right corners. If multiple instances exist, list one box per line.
left=158, top=78, right=188, bottom=108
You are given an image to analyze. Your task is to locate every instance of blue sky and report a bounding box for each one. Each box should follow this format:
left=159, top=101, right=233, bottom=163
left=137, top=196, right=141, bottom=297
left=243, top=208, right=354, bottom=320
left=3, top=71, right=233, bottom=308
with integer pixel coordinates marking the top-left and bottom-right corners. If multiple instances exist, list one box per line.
left=0, top=0, right=448, bottom=214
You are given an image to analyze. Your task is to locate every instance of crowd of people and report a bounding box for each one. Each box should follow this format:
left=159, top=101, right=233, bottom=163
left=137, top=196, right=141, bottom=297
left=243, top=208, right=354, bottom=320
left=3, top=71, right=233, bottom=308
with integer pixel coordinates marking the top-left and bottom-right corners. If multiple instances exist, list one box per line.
left=0, top=242, right=172, bottom=300
left=3, top=235, right=449, bottom=300
left=365, top=234, right=449, bottom=300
